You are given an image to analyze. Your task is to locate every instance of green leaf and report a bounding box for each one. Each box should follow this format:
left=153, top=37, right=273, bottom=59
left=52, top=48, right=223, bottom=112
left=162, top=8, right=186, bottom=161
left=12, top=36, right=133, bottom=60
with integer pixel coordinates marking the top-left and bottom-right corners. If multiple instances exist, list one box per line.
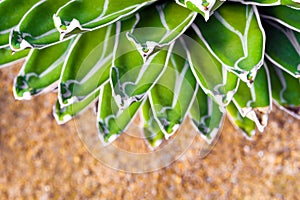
left=111, top=16, right=173, bottom=108
left=267, top=59, right=300, bottom=119
left=54, top=0, right=158, bottom=38
left=127, top=1, right=196, bottom=57
left=59, top=24, right=116, bottom=106
left=141, top=98, right=165, bottom=149
left=149, top=40, right=197, bottom=137
left=193, top=3, right=265, bottom=85
left=232, top=64, right=272, bottom=132
left=230, top=0, right=300, bottom=8
left=97, top=82, right=143, bottom=143
left=13, top=38, right=74, bottom=100
left=0, top=0, right=40, bottom=47
left=190, top=86, right=225, bottom=143
left=184, top=28, right=239, bottom=107
left=264, top=20, right=300, bottom=78
left=54, top=88, right=100, bottom=124
left=175, top=0, right=224, bottom=21
left=229, top=0, right=278, bottom=5
left=10, top=0, right=70, bottom=51
left=227, top=102, right=256, bottom=138
left=0, top=47, right=29, bottom=68
left=281, top=0, right=300, bottom=9
left=260, top=5, right=300, bottom=32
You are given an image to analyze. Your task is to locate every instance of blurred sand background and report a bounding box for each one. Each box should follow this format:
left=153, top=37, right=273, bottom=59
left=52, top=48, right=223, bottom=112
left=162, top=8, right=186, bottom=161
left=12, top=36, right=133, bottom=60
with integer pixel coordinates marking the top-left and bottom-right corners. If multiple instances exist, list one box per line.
left=0, top=63, right=300, bottom=199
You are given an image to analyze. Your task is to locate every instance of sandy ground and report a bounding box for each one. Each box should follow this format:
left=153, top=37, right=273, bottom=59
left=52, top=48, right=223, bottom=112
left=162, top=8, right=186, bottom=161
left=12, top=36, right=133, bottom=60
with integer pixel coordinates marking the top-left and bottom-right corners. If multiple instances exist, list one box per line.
left=0, top=63, right=300, bottom=199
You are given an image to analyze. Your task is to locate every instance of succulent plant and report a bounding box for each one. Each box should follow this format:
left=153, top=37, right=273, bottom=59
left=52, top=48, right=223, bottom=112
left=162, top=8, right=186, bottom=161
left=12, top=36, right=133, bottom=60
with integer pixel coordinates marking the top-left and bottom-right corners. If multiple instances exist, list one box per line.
left=0, top=0, right=299, bottom=149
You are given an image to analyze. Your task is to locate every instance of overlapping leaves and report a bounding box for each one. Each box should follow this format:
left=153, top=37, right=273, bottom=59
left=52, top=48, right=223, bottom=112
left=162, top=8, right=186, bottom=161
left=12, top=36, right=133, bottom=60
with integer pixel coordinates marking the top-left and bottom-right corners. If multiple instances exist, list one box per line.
left=0, top=0, right=299, bottom=149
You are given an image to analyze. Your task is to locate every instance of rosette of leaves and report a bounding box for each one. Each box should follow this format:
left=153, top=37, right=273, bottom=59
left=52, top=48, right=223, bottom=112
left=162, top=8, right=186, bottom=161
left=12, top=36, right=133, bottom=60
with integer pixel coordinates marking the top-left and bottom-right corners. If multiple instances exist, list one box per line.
left=0, top=0, right=299, bottom=149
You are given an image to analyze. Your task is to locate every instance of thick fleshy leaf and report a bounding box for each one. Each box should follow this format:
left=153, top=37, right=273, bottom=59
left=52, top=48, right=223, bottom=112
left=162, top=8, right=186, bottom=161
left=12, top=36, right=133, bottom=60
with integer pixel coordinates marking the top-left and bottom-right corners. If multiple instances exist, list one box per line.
left=149, top=40, right=197, bottom=137
left=0, top=0, right=40, bottom=48
left=189, top=86, right=225, bottom=143
left=59, top=24, right=116, bottom=106
left=260, top=5, right=300, bottom=32
left=232, top=64, right=272, bottom=132
left=193, top=3, right=265, bottom=85
left=264, top=21, right=300, bottom=78
left=227, top=102, right=256, bottom=138
left=267, top=60, right=300, bottom=119
left=175, top=0, right=224, bottom=21
left=13, top=38, right=74, bottom=100
left=282, top=0, right=300, bottom=10
left=10, top=0, right=70, bottom=51
left=142, top=99, right=164, bottom=149
left=0, top=47, right=29, bottom=68
left=127, top=1, right=196, bottom=57
left=97, top=82, right=143, bottom=143
left=229, top=0, right=300, bottom=9
left=54, top=0, right=158, bottom=38
left=111, top=16, right=173, bottom=109
left=184, top=28, right=239, bottom=107
left=54, top=88, right=100, bottom=124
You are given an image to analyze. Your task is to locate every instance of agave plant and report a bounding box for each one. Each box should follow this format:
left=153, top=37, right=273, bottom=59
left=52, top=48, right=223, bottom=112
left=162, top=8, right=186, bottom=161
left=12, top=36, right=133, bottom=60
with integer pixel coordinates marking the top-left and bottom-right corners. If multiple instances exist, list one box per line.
left=0, top=0, right=299, bottom=149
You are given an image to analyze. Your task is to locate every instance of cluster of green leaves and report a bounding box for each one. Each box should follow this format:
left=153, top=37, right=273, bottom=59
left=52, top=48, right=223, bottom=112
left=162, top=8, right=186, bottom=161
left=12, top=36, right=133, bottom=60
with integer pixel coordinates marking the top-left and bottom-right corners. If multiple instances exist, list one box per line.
left=0, top=0, right=299, bottom=149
